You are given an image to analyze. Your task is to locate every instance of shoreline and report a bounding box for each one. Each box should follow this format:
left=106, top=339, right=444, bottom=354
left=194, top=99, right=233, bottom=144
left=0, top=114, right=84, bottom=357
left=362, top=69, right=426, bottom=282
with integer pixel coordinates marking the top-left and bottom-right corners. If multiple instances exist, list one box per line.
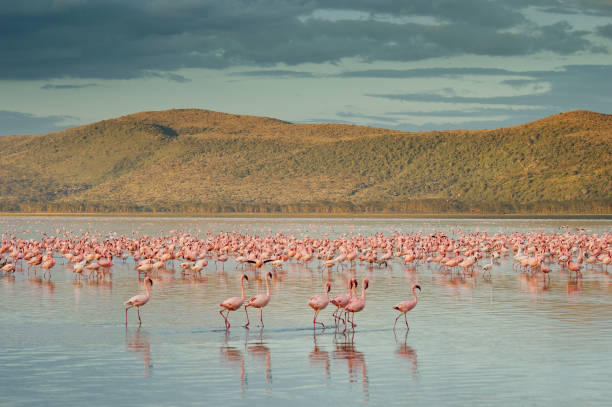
left=0, top=212, right=610, bottom=220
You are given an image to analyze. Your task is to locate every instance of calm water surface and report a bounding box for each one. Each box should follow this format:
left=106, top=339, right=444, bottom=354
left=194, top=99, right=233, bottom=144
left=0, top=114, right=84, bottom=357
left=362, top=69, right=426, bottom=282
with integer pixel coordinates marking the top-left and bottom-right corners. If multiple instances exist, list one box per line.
left=1, top=217, right=611, bottom=406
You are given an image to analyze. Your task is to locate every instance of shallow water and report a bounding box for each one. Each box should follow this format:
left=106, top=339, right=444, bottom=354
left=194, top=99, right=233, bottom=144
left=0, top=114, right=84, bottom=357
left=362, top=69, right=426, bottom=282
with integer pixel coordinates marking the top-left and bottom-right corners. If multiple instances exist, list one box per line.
left=1, top=217, right=612, bottom=406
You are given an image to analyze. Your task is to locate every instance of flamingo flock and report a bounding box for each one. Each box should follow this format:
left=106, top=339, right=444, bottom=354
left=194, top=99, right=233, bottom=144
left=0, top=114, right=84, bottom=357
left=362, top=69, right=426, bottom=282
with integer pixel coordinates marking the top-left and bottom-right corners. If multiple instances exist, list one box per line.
left=1, top=227, right=611, bottom=328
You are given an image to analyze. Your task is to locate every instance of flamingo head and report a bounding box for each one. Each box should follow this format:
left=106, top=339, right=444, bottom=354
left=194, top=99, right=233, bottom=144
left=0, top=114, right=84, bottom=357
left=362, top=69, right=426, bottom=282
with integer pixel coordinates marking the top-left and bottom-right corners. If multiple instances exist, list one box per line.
left=413, top=284, right=421, bottom=291
left=241, top=274, right=249, bottom=282
left=144, top=276, right=153, bottom=286
left=267, top=271, right=273, bottom=280
left=363, top=278, right=369, bottom=290
left=325, top=281, right=331, bottom=293
left=351, top=278, right=358, bottom=288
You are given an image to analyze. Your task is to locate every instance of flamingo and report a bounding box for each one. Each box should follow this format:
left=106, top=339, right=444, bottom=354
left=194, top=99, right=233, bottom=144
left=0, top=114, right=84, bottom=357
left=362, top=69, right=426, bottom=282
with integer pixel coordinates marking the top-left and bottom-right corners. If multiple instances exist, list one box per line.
left=308, top=281, right=331, bottom=329
left=567, top=258, right=582, bottom=274
left=344, top=278, right=369, bottom=332
left=393, top=284, right=421, bottom=330
left=244, top=272, right=272, bottom=329
left=330, top=278, right=355, bottom=325
left=219, top=274, right=248, bottom=330
left=40, top=255, right=55, bottom=278
left=124, top=276, right=153, bottom=326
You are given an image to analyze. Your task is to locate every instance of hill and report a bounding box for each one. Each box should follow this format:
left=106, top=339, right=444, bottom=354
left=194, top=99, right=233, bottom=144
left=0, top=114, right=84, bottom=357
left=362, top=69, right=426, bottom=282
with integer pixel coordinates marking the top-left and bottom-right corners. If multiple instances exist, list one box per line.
left=0, top=109, right=610, bottom=215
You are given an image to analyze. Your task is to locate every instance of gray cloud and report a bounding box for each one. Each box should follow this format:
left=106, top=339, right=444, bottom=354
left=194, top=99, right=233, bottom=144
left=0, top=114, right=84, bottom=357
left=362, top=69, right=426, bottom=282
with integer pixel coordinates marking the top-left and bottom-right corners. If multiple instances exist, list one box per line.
left=41, top=83, right=97, bottom=89
left=338, top=67, right=516, bottom=78
left=366, top=64, right=612, bottom=113
left=336, top=111, right=400, bottom=123
left=0, top=111, right=77, bottom=136
left=596, top=23, right=612, bottom=39
left=230, top=70, right=315, bottom=78
left=501, top=79, right=540, bottom=88
left=0, top=0, right=607, bottom=80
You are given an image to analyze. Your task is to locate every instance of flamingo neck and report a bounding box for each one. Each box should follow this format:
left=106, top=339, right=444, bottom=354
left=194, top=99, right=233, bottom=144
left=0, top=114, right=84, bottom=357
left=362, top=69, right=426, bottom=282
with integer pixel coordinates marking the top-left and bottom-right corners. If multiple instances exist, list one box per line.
left=361, top=284, right=366, bottom=300
left=265, top=277, right=270, bottom=296
left=412, top=287, right=418, bottom=302
left=240, top=277, right=245, bottom=300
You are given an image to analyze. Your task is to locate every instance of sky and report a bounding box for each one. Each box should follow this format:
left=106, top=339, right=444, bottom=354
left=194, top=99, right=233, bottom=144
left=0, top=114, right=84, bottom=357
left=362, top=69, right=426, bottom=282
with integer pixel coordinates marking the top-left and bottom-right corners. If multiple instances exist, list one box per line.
left=1, top=0, right=612, bottom=136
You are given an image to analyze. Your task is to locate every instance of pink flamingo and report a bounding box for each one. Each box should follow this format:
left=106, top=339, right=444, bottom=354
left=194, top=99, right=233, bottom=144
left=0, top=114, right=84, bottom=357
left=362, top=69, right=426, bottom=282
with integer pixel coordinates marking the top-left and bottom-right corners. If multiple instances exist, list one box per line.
left=219, top=274, right=248, bottom=329
left=124, top=276, right=153, bottom=326
left=244, top=272, right=272, bottom=329
left=344, top=278, right=369, bottom=332
left=393, top=284, right=421, bottom=330
left=567, top=258, right=582, bottom=274
left=40, top=254, right=55, bottom=278
left=308, top=281, right=331, bottom=329
left=330, top=278, right=355, bottom=325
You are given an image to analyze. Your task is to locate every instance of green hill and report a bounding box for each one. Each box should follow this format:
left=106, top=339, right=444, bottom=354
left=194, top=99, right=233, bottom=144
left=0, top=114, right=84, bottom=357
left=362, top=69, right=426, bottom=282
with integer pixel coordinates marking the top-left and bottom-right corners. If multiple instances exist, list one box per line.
left=0, top=109, right=610, bottom=215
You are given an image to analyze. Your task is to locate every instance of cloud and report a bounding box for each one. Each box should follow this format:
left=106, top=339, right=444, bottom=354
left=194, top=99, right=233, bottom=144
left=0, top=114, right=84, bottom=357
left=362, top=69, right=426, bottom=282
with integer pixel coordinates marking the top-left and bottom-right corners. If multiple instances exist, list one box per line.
left=338, top=67, right=515, bottom=78
left=596, top=23, right=612, bottom=39
left=336, top=111, right=400, bottom=123
left=41, top=83, right=97, bottom=89
left=230, top=70, right=315, bottom=78
left=145, top=71, right=192, bottom=83
left=0, top=0, right=607, bottom=80
left=366, top=64, right=612, bottom=113
left=0, top=111, right=78, bottom=136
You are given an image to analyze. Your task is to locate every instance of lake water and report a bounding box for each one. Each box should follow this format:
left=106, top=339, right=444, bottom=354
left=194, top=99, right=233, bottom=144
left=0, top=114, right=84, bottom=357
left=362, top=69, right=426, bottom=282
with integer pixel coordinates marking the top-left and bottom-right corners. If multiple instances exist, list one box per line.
left=1, top=217, right=612, bottom=406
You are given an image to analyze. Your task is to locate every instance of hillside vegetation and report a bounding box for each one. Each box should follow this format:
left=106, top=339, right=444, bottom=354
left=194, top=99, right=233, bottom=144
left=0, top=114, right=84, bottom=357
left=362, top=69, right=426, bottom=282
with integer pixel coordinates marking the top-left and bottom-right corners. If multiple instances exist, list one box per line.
left=0, top=109, right=610, bottom=215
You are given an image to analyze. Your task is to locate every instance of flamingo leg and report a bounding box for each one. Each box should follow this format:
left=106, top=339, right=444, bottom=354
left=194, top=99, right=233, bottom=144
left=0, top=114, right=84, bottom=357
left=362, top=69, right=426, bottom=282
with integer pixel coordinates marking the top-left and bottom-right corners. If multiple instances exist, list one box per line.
left=337, top=307, right=346, bottom=325
left=243, top=306, right=250, bottom=329
left=225, top=310, right=231, bottom=329
left=259, top=308, right=264, bottom=327
left=125, top=307, right=129, bottom=325
left=137, top=307, right=142, bottom=325
left=404, top=313, right=409, bottom=329
left=393, top=313, right=402, bottom=330
left=220, top=309, right=229, bottom=329
left=313, top=309, right=325, bottom=329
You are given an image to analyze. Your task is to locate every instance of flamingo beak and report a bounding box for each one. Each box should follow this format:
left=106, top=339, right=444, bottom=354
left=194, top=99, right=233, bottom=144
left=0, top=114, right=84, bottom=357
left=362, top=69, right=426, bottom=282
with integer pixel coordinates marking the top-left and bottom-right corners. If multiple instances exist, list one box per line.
left=415, top=284, right=421, bottom=291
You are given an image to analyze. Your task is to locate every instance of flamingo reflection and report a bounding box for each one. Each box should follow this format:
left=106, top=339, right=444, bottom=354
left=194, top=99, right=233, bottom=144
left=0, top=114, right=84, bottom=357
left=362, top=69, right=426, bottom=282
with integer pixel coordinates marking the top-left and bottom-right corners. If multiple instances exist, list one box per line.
left=220, top=332, right=246, bottom=392
left=395, top=330, right=419, bottom=379
left=309, top=332, right=330, bottom=379
left=126, top=327, right=152, bottom=375
left=333, top=332, right=368, bottom=400
left=567, top=275, right=583, bottom=297
left=246, top=328, right=272, bottom=385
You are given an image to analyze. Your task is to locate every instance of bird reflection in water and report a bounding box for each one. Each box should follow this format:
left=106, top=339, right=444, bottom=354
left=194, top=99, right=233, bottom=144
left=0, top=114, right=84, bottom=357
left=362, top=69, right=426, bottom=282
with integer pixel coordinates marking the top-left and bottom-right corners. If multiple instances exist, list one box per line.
left=567, top=274, right=583, bottom=297
left=246, top=328, right=272, bottom=386
left=27, top=275, right=55, bottom=297
left=126, top=327, right=152, bottom=376
left=519, top=273, right=551, bottom=298
left=2, top=273, right=16, bottom=285
left=219, top=331, right=246, bottom=392
left=395, top=330, right=419, bottom=379
left=333, top=331, right=368, bottom=401
left=309, top=332, right=330, bottom=380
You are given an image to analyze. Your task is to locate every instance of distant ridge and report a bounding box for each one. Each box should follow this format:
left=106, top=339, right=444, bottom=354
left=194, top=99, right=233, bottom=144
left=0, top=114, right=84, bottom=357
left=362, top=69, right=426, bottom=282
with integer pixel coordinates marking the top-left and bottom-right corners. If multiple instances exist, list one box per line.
left=0, top=109, right=610, bottom=215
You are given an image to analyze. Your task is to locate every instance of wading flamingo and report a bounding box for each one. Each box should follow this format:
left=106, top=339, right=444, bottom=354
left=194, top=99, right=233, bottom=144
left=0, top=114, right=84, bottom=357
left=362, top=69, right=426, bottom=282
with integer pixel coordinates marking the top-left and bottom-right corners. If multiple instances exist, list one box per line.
left=308, top=281, right=331, bottom=329
left=330, top=278, right=355, bottom=325
left=393, top=284, right=421, bottom=330
left=244, top=272, right=272, bottom=329
left=219, top=274, right=248, bottom=329
left=124, top=276, right=153, bottom=326
left=344, top=278, right=369, bottom=332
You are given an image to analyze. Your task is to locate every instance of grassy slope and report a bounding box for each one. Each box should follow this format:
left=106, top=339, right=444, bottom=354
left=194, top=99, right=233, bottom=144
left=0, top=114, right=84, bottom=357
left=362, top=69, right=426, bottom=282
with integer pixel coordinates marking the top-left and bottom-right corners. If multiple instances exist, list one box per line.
left=0, top=109, right=610, bottom=214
